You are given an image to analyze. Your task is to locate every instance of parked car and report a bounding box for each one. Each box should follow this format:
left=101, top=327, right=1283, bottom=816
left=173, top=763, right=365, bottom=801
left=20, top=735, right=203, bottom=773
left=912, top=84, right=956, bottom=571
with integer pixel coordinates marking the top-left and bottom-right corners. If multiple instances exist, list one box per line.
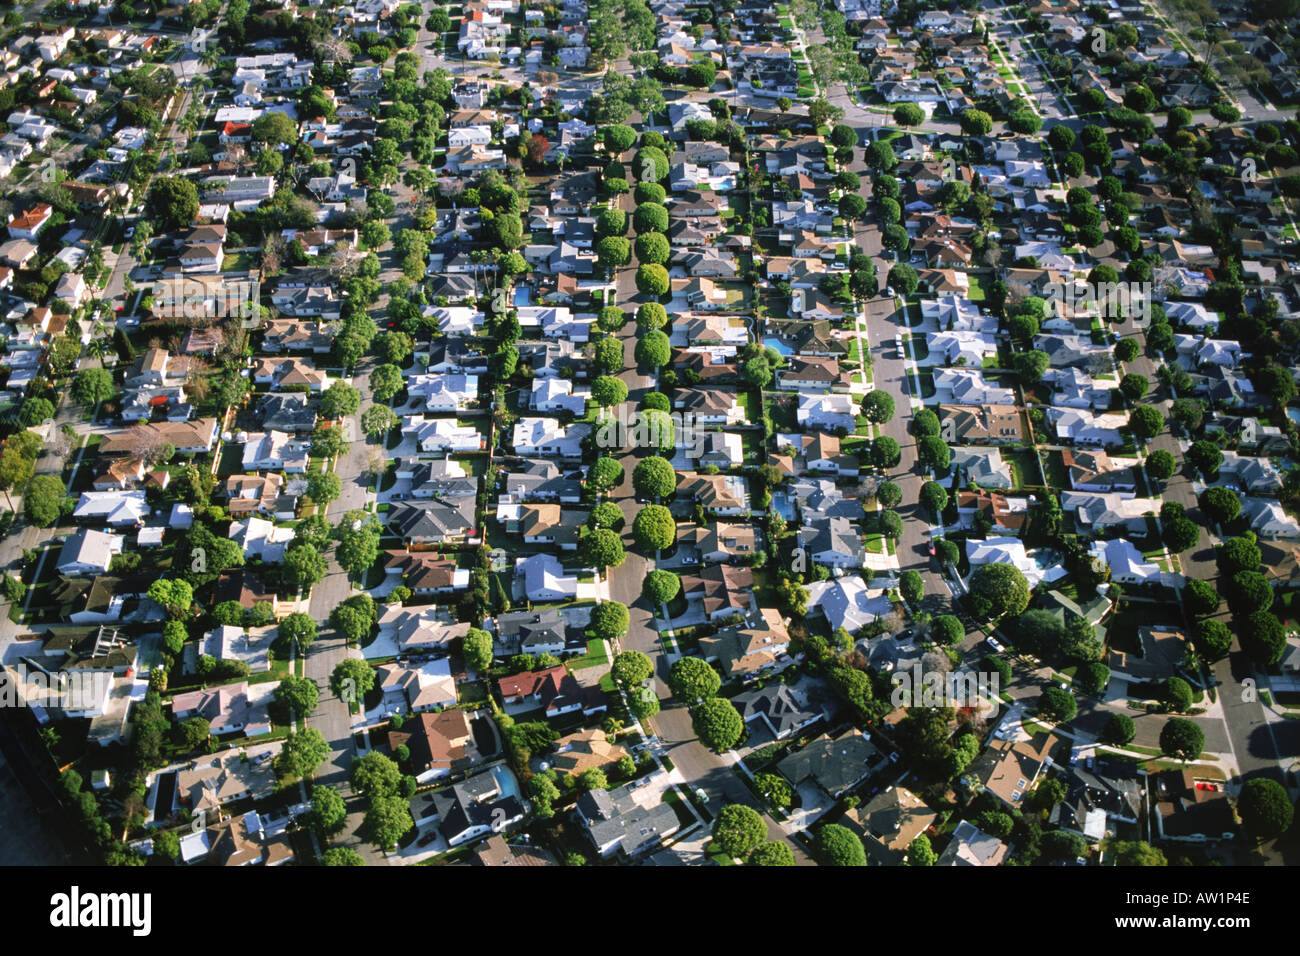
left=985, top=636, right=1005, bottom=653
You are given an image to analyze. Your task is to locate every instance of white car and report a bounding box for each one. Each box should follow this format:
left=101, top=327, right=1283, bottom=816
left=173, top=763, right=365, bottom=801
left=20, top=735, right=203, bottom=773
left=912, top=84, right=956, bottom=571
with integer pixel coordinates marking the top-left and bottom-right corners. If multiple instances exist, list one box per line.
left=986, top=637, right=1005, bottom=653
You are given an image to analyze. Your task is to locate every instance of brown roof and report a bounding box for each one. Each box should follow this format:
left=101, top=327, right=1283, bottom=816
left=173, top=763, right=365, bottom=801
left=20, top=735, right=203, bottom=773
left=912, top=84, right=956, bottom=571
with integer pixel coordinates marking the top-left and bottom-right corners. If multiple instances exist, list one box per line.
left=955, top=490, right=1028, bottom=532
left=469, top=835, right=558, bottom=866
left=384, top=551, right=461, bottom=591
left=8, top=203, right=51, bottom=232
left=975, top=734, right=1056, bottom=808
left=841, top=787, right=937, bottom=866
left=549, top=726, right=631, bottom=775
left=388, top=709, right=474, bottom=776
left=680, top=564, right=753, bottom=616
left=939, top=405, right=1025, bottom=443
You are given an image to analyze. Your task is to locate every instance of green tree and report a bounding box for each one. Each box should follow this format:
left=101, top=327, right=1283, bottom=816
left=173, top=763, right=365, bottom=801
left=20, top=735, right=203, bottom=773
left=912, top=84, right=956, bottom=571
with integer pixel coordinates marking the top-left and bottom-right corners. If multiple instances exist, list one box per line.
left=1236, top=778, right=1294, bottom=839
left=588, top=501, right=625, bottom=531
left=906, top=834, right=936, bottom=866
left=593, top=337, right=625, bottom=374
left=1014, top=350, right=1050, bottom=385
left=893, top=103, right=924, bottom=126
left=279, top=612, right=318, bottom=653
left=336, top=510, right=381, bottom=576
left=1163, top=517, right=1200, bottom=554
left=590, top=375, right=629, bottom=407
left=692, top=697, right=743, bottom=750
left=1183, top=580, right=1220, bottom=618
left=634, top=264, right=670, bottom=296
left=148, top=579, right=193, bottom=618
left=960, top=108, right=993, bottom=136
left=1162, top=676, right=1194, bottom=713
left=24, top=474, right=65, bottom=528
left=1145, top=449, right=1176, bottom=481
left=632, top=202, right=669, bottom=234
left=147, top=176, right=199, bottom=229
left=632, top=504, right=676, bottom=551
left=17, top=397, right=54, bottom=428
left=1190, top=620, right=1230, bottom=663
left=1038, top=686, right=1077, bottom=723
left=1169, top=398, right=1204, bottom=434
left=1199, top=487, right=1241, bottom=526
left=634, top=330, right=671, bottom=367
left=968, top=563, right=1030, bottom=622
left=1243, top=611, right=1286, bottom=667
left=319, top=381, right=362, bottom=420
left=178, top=717, right=210, bottom=750
left=365, top=793, right=414, bottom=850
left=816, top=823, right=867, bottom=866
left=1159, top=717, right=1204, bottom=761
left=71, top=368, right=114, bottom=405
left=876, top=481, right=902, bottom=509
left=274, top=674, right=319, bottom=718
left=919, top=480, right=948, bottom=517
left=321, top=847, right=365, bottom=866
left=360, top=405, right=398, bottom=439
left=1119, top=373, right=1149, bottom=401
left=748, top=842, right=795, bottom=866
left=635, top=302, right=668, bottom=331
left=642, top=569, right=681, bottom=606
left=861, top=390, right=895, bottom=424
left=1102, top=712, right=1136, bottom=746
left=351, top=751, right=402, bottom=799
left=162, top=620, right=187, bottom=657
left=330, top=657, right=376, bottom=704
left=275, top=728, right=330, bottom=780
left=899, top=569, right=924, bottom=605
left=634, top=231, right=670, bottom=264
left=589, top=457, right=625, bottom=493
left=611, top=650, right=653, bottom=687
left=1129, top=405, right=1165, bottom=440
left=1187, top=440, right=1222, bottom=476
left=633, top=457, right=676, bottom=499
left=581, top=528, right=626, bottom=571
left=712, top=804, right=766, bottom=859
left=153, top=830, right=181, bottom=861
left=754, top=772, right=794, bottom=810
left=370, top=364, right=403, bottom=402
left=312, top=786, right=347, bottom=835
left=596, top=236, right=631, bottom=269
left=329, top=593, right=377, bottom=644
left=1113, top=840, right=1166, bottom=866
left=871, top=435, right=901, bottom=469
left=669, top=656, right=720, bottom=703
left=932, top=615, right=964, bottom=645
left=463, top=627, right=494, bottom=672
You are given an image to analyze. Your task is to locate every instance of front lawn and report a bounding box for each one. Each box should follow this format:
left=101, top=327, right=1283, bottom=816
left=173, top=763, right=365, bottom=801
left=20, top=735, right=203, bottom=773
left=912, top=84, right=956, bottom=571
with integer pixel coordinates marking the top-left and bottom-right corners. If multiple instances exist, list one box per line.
left=567, top=637, right=609, bottom=670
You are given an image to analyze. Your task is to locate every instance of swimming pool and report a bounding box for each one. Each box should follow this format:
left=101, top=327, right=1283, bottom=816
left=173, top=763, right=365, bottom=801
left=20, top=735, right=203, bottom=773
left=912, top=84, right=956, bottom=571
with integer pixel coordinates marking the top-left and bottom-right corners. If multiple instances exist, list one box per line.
left=764, top=337, right=793, bottom=357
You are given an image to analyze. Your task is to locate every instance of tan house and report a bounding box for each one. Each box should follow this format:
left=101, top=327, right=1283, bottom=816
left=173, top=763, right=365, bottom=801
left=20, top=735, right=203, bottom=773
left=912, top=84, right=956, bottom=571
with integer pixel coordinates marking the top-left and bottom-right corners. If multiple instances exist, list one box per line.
left=840, top=786, right=938, bottom=865
left=223, top=474, right=284, bottom=517
left=939, top=405, right=1025, bottom=444
left=388, top=709, right=478, bottom=783
left=549, top=726, right=631, bottom=776
left=517, top=503, right=587, bottom=550
left=971, top=733, right=1057, bottom=809
left=699, top=606, right=791, bottom=679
